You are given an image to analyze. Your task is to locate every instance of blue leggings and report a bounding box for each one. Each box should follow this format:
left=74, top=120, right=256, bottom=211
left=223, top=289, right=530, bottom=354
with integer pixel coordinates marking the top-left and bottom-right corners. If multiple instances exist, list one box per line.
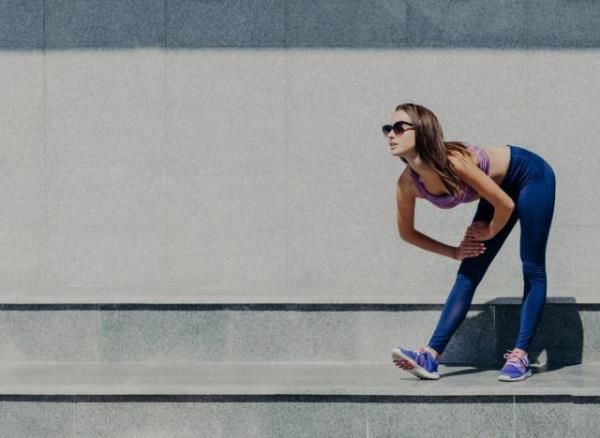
left=428, top=145, right=556, bottom=354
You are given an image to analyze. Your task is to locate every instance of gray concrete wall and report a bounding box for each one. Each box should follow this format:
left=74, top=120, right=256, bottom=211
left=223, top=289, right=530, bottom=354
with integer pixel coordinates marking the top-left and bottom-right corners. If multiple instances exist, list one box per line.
left=0, top=1, right=598, bottom=294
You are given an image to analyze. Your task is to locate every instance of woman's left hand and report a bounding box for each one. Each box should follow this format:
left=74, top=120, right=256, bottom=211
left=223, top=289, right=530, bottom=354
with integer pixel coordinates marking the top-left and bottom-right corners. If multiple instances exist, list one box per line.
left=464, top=221, right=496, bottom=241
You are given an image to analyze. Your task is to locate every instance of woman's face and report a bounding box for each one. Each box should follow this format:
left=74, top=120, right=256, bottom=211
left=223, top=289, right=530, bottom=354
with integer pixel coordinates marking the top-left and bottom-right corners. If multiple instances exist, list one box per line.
left=387, top=110, right=416, bottom=156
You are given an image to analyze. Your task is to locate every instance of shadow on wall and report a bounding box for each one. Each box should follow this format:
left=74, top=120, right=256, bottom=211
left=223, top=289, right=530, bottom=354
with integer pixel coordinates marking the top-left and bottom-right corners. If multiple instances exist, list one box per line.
left=442, top=297, right=585, bottom=372
left=1, top=0, right=599, bottom=50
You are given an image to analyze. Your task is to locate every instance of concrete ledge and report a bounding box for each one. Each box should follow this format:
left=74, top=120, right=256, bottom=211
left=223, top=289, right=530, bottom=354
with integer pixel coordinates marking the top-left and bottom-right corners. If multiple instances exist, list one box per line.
left=0, top=298, right=592, bottom=365
left=0, top=361, right=598, bottom=398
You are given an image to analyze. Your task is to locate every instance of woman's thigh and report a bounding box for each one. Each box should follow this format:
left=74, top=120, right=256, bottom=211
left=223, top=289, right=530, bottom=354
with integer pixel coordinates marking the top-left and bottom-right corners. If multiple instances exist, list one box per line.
left=457, top=197, right=519, bottom=278
left=516, top=164, right=556, bottom=264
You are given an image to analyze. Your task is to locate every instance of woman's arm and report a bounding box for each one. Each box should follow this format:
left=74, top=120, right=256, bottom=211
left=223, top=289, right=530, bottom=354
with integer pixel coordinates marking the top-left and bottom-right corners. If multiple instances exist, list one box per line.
left=402, top=230, right=457, bottom=259
left=396, top=171, right=457, bottom=259
left=448, top=153, right=515, bottom=237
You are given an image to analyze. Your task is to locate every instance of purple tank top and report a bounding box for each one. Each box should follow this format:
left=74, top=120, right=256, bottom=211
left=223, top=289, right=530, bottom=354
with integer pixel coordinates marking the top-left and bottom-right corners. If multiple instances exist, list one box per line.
left=409, top=144, right=490, bottom=209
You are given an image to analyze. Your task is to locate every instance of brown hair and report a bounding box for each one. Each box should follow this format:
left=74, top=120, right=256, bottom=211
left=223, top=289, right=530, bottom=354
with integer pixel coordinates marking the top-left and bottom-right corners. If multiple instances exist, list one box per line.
left=395, top=102, right=472, bottom=197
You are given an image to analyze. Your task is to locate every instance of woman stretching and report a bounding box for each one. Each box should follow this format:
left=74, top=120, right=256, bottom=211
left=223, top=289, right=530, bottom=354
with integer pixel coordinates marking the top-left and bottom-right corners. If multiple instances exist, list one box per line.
left=386, top=103, right=556, bottom=382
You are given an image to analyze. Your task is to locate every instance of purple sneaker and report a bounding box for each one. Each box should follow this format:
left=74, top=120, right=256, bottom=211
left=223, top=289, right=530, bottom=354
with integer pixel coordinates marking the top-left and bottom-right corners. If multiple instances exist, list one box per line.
left=391, top=346, right=440, bottom=380
left=498, top=350, right=532, bottom=382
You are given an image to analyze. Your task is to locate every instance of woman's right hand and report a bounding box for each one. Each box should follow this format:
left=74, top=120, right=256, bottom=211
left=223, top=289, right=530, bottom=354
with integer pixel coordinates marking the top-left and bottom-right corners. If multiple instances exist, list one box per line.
left=454, top=236, right=486, bottom=260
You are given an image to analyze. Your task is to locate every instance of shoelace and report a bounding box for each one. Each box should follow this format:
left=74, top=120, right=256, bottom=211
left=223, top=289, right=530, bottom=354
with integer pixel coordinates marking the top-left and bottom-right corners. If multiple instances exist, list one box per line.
left=502, top=349, right=528, bottom=369
left=416, top=347, right=434, bottom=366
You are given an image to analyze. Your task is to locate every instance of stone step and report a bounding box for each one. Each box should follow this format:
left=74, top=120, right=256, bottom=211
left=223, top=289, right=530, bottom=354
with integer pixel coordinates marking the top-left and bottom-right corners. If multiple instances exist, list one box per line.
left=0, top=361, right=598, bottom=437
left=0, top=361, right=598, bottom=397
left=0, top=286, right=595, bottom=366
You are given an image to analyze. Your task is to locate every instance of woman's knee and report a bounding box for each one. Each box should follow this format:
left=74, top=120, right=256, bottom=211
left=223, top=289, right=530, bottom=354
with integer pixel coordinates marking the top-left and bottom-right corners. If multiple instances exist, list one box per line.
left=455, top=265, right=485, bottom=289
left=521, top=260, right=547, bottom=281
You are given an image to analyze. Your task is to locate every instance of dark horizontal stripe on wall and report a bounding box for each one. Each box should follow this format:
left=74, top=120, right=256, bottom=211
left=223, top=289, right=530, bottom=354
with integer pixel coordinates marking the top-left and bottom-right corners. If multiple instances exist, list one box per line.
left=0, top=394, right=581, bottom=403
left=0, top=302, right=596, bottom=311
left=0, top=0, right=599, bottom=49
left=2, top=395, right=599, bottom=403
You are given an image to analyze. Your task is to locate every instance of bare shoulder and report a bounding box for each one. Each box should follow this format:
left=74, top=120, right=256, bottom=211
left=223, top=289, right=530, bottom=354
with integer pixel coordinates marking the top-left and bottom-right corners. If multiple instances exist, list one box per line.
left=448, top=147, right=474, bottom=164
left=447, top=149, right=477, bottom=176
left=397, top=167, right=418, bottom=201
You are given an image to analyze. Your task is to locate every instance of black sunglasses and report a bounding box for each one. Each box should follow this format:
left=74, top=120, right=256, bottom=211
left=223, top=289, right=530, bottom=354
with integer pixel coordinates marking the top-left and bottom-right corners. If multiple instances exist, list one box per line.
left=382, top=121, right=414, bottom=136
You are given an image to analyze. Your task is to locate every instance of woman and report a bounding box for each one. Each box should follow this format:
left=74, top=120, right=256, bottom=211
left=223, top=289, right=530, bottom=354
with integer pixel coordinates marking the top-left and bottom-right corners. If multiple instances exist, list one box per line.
left=386, top=103, right=556, bottom=382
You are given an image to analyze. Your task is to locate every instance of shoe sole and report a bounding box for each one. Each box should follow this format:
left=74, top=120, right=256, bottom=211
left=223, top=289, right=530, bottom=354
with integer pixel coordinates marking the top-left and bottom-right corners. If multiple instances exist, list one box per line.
left=498, top=369, right=532, bottom=382
left=391, top=348, right=440, bottom=380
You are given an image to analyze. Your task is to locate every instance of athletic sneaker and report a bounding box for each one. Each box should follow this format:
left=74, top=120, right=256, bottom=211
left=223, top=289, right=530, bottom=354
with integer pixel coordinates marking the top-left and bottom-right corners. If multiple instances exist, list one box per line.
left=391, top=347, right=440, bottom=380
left=498, top=349, right=532, bottom=382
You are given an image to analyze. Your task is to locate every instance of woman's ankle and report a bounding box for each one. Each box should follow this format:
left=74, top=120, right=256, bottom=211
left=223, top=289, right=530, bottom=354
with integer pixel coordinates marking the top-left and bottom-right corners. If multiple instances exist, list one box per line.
left=425, top=346, right=441, bottom=359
